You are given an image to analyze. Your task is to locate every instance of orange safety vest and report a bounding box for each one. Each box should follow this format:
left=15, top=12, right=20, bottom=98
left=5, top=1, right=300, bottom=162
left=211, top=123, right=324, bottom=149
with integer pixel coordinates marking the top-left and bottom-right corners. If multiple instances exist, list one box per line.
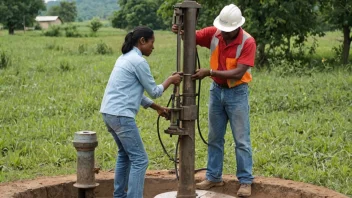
left=210, top=29, right=252, bottom=88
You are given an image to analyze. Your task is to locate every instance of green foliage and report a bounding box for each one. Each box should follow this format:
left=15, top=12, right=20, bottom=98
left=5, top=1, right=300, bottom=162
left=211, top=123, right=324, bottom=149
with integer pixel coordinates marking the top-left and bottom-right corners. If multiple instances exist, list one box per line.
left=45, top=42, right=63, bottom=51
left=319, top=0, right=352, bottom=30
left=0, top=0, right=46, bottom=34
left=43, top=24, right=81, bottom=38
left=78, top=44, right=88, bottom=55
left=46, top=0, right=119, bottom=21
left=47, top=1, right=77, bottom=23
left=43, top=25, right=62, bottom=37
left=34, top=22, right=42, bottom=30
left=0, top=51, right=11, bottom=69
left=157, top=0, right=179, bottom=27
left=111, top=0, right=167, bottom=30
left=158, top=0, right=325, bottom=66
left=332, top=44, right=343, bottom=63
left=46, top=5, right=61, bottom=17
left=59, top=60, right=73, bottom=72
left=89, top=17, right=103, bottom=33
left=158, top=0, right=232, bottom=28
left=237, top=0, right=325, bottom=66
left=96, top=41, right=113, bottom=55
left=319, top=0, right=352, bottom=64
left=63, top=24, right=81, bottom=37
left=267, top=58, right=327, bottom=77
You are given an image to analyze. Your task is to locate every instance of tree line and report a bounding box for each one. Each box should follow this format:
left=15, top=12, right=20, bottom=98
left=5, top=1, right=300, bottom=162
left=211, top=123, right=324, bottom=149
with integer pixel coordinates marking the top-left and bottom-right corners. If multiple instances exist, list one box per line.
left=0, top=0, right=350, bottom=64
left=113, top=0, right=351, bottom=65
left=45, top=0, right=119, bottom=21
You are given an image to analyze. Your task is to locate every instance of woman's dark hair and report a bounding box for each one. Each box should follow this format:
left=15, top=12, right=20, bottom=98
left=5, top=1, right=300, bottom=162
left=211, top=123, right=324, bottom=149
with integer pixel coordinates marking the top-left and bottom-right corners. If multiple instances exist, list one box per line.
left=121, top=26, right=154, bottom=54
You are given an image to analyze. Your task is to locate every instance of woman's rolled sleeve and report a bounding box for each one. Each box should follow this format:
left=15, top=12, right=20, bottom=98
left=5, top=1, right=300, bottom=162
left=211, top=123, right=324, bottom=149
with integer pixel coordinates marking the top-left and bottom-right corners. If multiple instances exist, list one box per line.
left=135, top=61, right=164, bottom=99
left=141, top=95, right=153, bottom=109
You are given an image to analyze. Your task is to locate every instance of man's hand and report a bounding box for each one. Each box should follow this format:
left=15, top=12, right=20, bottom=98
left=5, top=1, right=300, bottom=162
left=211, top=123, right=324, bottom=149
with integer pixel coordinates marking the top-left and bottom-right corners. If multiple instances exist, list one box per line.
left=172, top=24, right=184, bottom=35
left=192, top=68, right=210, bottom=80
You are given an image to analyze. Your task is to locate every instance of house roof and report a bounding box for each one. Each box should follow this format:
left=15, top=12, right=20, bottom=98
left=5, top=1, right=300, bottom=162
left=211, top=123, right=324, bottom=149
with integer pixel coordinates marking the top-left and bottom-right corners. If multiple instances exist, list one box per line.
left=35, top=16, right=61, bottom=22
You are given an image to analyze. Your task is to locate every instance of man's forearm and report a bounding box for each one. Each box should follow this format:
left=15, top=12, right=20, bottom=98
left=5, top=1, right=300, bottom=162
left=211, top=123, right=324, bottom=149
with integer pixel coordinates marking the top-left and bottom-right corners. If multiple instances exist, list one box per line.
left=211, top=69, right=246, bottom=80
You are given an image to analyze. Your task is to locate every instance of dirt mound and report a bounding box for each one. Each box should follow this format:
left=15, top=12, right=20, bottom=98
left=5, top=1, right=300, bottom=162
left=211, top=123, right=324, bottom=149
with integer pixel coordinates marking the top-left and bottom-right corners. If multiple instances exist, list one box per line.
left=0, top=170, right=347, bottom=198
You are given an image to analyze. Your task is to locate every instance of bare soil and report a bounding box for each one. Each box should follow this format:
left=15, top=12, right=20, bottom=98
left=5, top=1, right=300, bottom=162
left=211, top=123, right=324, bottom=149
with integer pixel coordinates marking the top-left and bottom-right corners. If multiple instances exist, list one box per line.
left=0, top=170, right=348, bottom=198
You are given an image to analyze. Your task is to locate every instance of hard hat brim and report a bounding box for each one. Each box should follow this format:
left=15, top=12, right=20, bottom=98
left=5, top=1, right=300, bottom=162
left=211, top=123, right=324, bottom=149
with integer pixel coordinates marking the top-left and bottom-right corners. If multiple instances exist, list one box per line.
left=213, top=16, right=245, bottom=32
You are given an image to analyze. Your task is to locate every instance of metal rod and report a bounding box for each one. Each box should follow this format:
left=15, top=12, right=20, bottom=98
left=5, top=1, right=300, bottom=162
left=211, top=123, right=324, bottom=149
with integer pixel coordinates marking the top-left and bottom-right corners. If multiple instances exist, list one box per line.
left=175, top=10, right=182, bottom=109
left=177, top=2, right=198, bottom=198
left=177, top=22, right=181, bottom=73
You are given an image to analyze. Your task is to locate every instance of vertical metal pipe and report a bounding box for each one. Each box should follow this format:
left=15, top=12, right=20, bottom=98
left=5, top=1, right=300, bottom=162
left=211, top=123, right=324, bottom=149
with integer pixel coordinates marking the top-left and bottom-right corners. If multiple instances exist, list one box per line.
left=73, top=131, right=99, bottom=198
left=177, top=3, right=198, bottom=198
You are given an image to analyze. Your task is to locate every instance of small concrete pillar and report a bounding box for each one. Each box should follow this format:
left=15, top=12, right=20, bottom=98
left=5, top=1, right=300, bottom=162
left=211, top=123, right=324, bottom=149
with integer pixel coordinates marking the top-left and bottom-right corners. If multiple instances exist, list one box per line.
left=73, top=131, right=99, bottom=197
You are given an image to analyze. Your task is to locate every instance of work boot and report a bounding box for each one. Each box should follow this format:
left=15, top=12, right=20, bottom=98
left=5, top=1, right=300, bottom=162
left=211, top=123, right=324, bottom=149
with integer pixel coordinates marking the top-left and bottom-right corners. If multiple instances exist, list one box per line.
left=237, top=183, right=251, bottom=197
left=195, top=180, right=224, bottom=190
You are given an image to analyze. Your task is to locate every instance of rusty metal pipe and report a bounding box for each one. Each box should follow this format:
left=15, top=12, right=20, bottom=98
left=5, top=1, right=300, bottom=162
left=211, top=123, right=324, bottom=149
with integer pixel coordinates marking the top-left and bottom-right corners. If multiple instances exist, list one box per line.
left=73, top=131, right=99, bottom=198
left=176, top=1, right=200, bottom=197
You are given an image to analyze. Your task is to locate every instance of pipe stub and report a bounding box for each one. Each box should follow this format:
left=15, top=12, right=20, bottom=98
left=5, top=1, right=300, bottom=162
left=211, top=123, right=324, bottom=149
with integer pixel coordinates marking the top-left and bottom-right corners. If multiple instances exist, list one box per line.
left=73, top=131, right=97, bottom=144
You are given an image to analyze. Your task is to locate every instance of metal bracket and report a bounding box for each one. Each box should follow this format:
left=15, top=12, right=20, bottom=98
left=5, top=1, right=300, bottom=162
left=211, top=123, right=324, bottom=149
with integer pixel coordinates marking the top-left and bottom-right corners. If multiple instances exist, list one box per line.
left=180, top=105, right=198, bottom=121
left=173, top=7, right=184, bottom=26
left=180, top=93, right=198, bottom=97
left=164, top=125, right=188, bottom=136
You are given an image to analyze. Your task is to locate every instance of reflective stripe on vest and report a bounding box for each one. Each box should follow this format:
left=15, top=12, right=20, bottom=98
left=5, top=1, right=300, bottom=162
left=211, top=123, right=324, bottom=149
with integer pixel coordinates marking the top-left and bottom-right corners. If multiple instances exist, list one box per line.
left=210, top=29, right=252, bottom=88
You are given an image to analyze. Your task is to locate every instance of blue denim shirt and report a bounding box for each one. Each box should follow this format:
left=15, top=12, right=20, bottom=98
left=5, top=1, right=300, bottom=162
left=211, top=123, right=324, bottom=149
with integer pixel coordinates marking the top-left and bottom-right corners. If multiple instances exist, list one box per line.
left=100, top=47, right=164, bottom=118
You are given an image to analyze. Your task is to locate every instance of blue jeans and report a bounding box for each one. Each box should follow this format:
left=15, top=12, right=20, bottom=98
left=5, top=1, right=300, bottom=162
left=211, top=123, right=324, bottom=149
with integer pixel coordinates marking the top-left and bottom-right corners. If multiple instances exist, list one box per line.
left=102, top=114, right=148, bottom=198
left=206, top=82, right=254, bottom=184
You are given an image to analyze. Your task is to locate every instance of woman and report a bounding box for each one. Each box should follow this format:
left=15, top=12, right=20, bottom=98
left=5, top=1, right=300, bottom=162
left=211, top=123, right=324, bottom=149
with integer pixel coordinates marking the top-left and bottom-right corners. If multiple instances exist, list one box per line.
left=100, top=26, right=182, bottom=198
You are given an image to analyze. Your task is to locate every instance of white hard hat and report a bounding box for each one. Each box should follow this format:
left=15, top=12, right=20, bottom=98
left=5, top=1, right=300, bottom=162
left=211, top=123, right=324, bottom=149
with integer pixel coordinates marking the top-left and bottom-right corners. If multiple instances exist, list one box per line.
left=213, top=4, right=245, bottom=32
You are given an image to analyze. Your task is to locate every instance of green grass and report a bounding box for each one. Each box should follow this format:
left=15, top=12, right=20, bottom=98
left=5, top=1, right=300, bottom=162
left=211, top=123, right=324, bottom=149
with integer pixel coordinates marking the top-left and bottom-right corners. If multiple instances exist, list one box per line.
left=0, top=27, right=351, bottom=196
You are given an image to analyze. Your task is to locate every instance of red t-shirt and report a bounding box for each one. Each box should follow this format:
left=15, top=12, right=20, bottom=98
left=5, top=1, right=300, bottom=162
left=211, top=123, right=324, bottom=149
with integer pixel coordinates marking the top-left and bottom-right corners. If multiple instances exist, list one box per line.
left=196, top=26, right=256, bottom=85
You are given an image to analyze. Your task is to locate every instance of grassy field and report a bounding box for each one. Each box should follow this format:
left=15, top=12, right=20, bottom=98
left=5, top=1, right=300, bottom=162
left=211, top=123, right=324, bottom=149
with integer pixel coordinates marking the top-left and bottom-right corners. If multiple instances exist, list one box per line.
left=0, top=26, right=351, bottom=196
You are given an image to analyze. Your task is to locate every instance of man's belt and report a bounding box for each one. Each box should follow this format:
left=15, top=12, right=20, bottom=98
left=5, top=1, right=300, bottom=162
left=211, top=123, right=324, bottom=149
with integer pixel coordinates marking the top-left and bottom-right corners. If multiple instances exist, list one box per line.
left=214, top=82, right=230, bottom=88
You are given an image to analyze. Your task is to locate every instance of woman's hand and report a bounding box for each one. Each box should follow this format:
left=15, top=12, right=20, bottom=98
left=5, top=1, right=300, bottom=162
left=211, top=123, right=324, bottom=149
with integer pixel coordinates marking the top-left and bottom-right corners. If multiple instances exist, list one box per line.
left=162, top=72, right=183, bottom=91
left=150, top=103, right=170, bottom=120
left=170, top=72, right=183, bottom=85
left=157, top=106, right=170, bottom=120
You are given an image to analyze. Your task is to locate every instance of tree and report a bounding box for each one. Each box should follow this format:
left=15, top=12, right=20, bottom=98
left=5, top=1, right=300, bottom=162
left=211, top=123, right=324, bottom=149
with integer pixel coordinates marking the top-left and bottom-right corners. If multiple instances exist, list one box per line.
left=158, top=0, right=324, bottom=66
left=47, top=5, right=61, bottom=16
left=111, top=0, right=166, bottom=30
left=236, top=0, right=324, bottom=65
left=47, top=1, right=77, bottom=23
left=89, top=17, right=103, bottom=33
left=320, top=0, right=352, bottom=64
left=157, top=0, right=232, bottom=28
left=0, top=0, right=45, bottom=35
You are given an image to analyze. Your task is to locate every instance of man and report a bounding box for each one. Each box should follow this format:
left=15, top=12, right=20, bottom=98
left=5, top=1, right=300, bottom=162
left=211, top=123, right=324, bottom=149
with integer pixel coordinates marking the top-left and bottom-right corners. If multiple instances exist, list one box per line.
left=172, top=4, right=256, bottom=197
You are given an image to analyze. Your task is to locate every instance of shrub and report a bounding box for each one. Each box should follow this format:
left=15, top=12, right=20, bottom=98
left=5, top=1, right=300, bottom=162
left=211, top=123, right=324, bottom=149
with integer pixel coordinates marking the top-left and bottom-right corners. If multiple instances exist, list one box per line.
left=332, top=44, right=343, bottom=64
left=43, top=25, right=61, bottom=37
left=45, top=43, right=63, bottom=51
left=96, top=41, right=113, bottom=55
left=267, top=58, right=316, bottom=77
left=34, top=22, right=42, bottom=30
left=78, top=44, right=88, bottom=54
left=59, top=60, right=73, bottom=72
left=89, top=17, right=103, bottom=33
left=0, top=51, right=11, bottom=69
left=64, top=24, right=81, bottom=38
